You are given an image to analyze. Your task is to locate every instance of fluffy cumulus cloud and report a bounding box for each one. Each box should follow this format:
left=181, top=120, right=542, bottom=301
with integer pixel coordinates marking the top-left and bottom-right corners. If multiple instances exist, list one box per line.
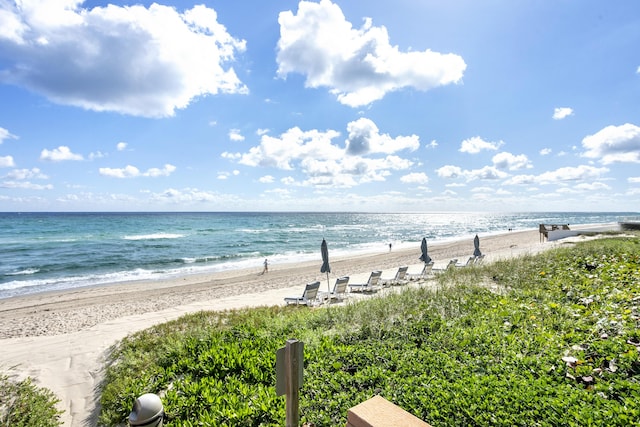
left=276, top=0, right=466, bottom=107
left=459, top=136, right=503, bottom=154
left=492, top=152, right=532, bottom=170
left=581, top=123, right=640, bottom=164
left=0, top=155, right=16, bottom=167
left=435, top=164, right=507, bottom=181
left=345, top=118, right=419, bottom=155
left=553, top=107, right=573, bottom=120
left=40, top=146, right=83, bottom=161
left=0, top=1, right=247, bottom=117
left=226, top=118, right=418, bottom=188
left=99, top=163, right=176, bottom=178
left=400, top=172, right=428, bottom=185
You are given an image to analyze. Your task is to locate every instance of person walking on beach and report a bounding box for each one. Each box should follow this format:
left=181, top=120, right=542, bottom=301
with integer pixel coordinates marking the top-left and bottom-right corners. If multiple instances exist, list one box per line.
left=262, top=258, right=269, bottom=274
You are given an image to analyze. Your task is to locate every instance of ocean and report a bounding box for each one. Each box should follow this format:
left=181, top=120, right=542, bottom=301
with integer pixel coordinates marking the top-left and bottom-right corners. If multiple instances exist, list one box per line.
left=0, top=212, right=634, bottom=299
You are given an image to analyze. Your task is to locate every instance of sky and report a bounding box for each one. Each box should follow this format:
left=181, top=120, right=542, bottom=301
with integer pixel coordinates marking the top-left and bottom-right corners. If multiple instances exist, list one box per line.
left=1, top=0, right=639, bottom=212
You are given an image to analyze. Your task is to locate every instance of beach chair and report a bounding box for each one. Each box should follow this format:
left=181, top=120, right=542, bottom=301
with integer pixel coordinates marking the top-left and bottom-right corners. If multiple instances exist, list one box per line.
left=284, top=281, right=321, bottom=306
left=456, top=256, right=476, bottom=268
left=349, top=270, right=382, bottom=293
left=382, top=266, right=409, bottom=286
left=433, top=259, right=458, bottom=273
left=474, top=254, right=485, bottom=265
left=407, top=262, right=435, bottom=280
left=324, top=276, right=350, bottom=303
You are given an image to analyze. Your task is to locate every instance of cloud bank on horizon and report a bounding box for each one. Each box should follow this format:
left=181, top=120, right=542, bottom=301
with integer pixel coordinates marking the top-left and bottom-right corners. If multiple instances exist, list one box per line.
left=0, top=0, right=639, bottom=212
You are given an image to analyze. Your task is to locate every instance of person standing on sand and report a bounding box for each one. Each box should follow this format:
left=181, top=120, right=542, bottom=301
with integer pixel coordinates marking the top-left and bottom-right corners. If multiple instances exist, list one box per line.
left=262, top=258, right=269, bottom=274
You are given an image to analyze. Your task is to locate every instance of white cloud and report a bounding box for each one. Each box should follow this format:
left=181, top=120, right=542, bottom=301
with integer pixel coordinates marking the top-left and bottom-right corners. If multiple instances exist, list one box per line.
left=436, top=164, right=506, bottom=181
left=553, top=107, right=573, bottom=120
left=637, top=66, right=640, bottom=74
left=117, top=142, right=127, bottom=151
left=40, top=146, right=83, bottom=161
left=259, top=175, right=275, bottom=183
left=459, top=136, right=503, bottom=154
left=535, top=165, right=609, bottom=184
left=5, top=168, right=48, bottom=180
left=436, top=165, right=464, bottom=179
left=345, top=118, right=419, bottom=155
left=400, top=172, right=428, bottom=185
left=581, top=123, right=640, bottom=164
left=229, top=129, right=245, bottom=142
left=0, top=181, right=53, bottom=190
left=99, top=164, right=176, bottom=178
left=629, top=177, right=640, bottom=183
left=0, top=156, right=15, bottom=167
left=0, top=3, right=247, bottom=117
left=0, top=127, right=18, bottom=144
left=539, top=148, right=552, bottom=156
left=230, top=119, right=417, bottom=188
left=492, top=152, right=532, bottom=170
left=276, top=0, right=466, bottom=107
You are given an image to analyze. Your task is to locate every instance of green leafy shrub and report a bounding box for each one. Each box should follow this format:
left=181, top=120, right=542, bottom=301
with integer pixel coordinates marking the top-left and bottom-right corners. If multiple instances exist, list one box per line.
left=0, top=374, right=62, bottom=427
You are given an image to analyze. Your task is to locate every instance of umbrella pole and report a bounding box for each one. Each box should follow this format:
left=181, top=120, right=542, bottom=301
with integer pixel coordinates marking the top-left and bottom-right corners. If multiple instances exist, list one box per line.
left=326, top=272, right=330, bottom=292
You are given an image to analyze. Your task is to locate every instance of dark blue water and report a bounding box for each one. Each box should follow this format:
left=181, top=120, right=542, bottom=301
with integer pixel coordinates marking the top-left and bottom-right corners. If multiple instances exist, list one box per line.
left=0, top=211, right=633, bottom=299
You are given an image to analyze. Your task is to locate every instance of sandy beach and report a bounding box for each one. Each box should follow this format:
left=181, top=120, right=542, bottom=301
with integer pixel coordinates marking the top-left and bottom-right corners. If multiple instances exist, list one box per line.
left=0, top=228, right=608, bottom=426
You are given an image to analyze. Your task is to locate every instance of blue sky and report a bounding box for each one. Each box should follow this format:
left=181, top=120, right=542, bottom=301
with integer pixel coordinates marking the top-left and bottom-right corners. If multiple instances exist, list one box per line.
left=1, top=0, right=639, bottom=212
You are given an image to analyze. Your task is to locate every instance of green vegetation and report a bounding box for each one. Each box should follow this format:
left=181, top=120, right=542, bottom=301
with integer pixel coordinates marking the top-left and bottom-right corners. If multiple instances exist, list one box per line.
left=98, top=237, right=640, bottom=426
left=0, top=374, right=62, bottom=427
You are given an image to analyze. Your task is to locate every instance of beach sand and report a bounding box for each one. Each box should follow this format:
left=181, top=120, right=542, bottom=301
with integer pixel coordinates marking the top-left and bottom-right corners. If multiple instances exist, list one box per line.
left=0, top=228, right=604, bottom=426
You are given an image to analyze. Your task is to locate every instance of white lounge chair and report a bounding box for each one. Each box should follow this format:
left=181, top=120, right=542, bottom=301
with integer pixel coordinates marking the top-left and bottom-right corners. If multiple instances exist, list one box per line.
left=349, top=270, right=382, bottom=293
left=407, top=262, right=434, bottom=280
left=382, top=266, right=409, bottom=286
left=456, top=256, right=476, bottom=268
left=474, top=254, right=485, bottom=265
left=284, top=281, right=321, bottom=306
left=434, top=259, right=458, bottom=273
left=324, top=276, right=350, bottom=303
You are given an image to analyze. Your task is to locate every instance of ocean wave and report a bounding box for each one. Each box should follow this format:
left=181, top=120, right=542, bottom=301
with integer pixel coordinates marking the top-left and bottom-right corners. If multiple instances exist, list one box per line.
left=123, top=233, right=185, bottom=240
left=5, top=268, right=40, bottom=276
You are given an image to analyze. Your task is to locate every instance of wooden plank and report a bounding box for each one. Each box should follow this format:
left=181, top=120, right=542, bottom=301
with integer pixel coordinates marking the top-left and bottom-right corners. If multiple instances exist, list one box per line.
left=346, top=395, right=432, bottom=427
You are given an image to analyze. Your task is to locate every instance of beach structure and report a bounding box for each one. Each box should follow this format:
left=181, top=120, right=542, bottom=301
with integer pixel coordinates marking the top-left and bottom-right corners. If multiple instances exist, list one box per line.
left=407, top=261, right=435, bottom=280
left=284, top=281, right=321, bottom=306
left=381, top=266, right=409, bottom=286
left=322, top=276, right=350, bottom=303
left=349, top=270, right=382, bottom=293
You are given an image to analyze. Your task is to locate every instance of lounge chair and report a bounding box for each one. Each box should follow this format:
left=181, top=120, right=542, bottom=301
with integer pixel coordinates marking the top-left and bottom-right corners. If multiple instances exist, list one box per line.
left=349, top=270, right=382, bottom=293
left=324, top=276, right=350, bottom=303
left=474, top=254, right=485, bottom=265
left=456, top=256, right=476, bottom=268
left=284, top=281, right=321, bottom=306
left=382, top=266, right=409, bottom=286
left=407, top=261, right=435, bottom=280
left=433, top=259, right=458, bottom=273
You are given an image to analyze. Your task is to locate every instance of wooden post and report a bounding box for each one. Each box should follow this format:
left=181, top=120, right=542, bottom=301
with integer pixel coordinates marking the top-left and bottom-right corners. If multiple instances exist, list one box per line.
left=285, top=339, right=302, bottom=427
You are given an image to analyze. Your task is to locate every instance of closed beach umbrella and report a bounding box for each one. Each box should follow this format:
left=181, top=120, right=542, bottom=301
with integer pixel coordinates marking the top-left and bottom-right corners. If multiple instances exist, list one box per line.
left=473, top=234, right=482, bottom=257
left=321, top=239, right=331, bottom=291
left=419, top=237, right=432, bottom=264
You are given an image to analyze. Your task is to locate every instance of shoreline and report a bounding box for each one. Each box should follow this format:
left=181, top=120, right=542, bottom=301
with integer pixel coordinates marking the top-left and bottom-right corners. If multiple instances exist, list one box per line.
left=0, top=228, right=546, bottom=339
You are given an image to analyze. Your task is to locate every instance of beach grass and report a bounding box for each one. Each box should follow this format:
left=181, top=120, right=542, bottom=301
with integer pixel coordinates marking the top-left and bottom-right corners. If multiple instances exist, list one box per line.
left=0, top=374, right=62, bottom=427
left=94, top=235, right=640, bottom=426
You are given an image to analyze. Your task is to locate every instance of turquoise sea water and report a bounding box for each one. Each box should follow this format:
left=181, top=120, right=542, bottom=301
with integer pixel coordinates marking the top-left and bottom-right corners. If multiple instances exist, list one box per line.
left=0, top=212, right=634, bottom=299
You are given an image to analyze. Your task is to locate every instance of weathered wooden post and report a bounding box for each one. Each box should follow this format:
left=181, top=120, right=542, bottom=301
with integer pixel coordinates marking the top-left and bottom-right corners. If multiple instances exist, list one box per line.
left=276, top=339, right=304, bottom=427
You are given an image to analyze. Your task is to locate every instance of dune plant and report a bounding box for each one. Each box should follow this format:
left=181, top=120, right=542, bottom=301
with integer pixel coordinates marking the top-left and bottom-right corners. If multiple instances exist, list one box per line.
left=99, top=236, right=640, bottom=426
left=0, top=374, right=62, bottom=427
